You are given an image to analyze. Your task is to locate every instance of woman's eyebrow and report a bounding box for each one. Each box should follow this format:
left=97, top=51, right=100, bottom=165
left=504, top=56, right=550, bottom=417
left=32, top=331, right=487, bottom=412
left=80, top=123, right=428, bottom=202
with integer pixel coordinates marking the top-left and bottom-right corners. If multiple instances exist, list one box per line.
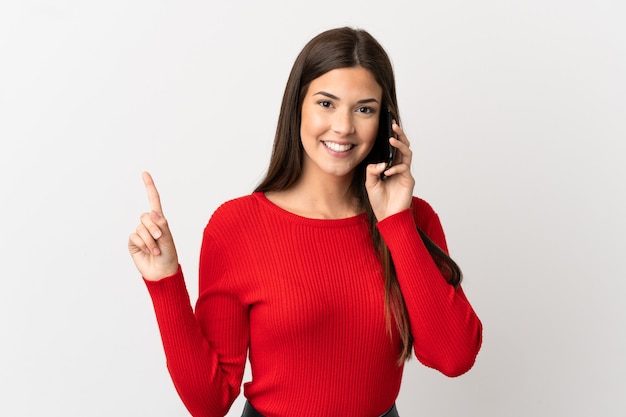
left=313, top=91, right=379, bottom=104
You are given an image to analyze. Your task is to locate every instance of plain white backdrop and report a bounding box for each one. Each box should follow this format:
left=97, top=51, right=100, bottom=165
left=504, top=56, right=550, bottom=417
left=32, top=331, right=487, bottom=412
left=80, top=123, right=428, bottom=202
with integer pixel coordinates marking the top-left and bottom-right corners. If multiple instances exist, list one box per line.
left=1, top=0, right=624, bottom=416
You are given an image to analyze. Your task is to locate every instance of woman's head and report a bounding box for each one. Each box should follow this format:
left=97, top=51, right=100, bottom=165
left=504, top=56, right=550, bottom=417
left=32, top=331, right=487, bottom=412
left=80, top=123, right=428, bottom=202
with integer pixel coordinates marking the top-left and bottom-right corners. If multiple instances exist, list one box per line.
left=256, top=27, right=399, bottom=192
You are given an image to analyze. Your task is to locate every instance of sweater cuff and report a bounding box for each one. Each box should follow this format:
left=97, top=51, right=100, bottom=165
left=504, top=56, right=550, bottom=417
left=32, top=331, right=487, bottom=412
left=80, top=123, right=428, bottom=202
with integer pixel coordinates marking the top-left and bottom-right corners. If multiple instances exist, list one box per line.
left=376, top=208, right=423, bottom=248
left=143, top=265, right=189, bottom=306
left=143, top=263, right=183, bottom=286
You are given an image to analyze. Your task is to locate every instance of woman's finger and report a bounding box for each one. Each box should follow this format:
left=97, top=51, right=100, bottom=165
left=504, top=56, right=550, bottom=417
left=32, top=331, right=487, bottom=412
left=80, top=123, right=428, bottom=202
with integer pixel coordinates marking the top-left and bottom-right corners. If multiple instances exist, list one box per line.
left=389, top=137, right=413, bottom=167
left=136, top=223, right=160, bottom=255
left=381, top=161, right=412, bottom=178
left=142, top=172, right=164, bottom=215
left=140, top=211, right=163, bottom=240
left=392, top=123, right=410, bottom=147
left=128, top=232, right=146, bottom=255
left=365, top=162, right=386, bottom=186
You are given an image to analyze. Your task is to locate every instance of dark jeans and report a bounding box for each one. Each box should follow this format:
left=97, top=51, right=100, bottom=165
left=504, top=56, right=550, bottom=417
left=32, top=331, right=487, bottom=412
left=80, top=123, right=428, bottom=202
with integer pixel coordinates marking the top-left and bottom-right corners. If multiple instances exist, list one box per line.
left=241, top=401, right=400, bottom=417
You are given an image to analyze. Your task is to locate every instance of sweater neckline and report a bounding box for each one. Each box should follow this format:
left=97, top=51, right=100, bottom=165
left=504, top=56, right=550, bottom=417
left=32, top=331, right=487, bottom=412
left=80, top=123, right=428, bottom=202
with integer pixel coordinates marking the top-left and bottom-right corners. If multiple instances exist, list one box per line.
left=253, top=192, right=368, bottom=227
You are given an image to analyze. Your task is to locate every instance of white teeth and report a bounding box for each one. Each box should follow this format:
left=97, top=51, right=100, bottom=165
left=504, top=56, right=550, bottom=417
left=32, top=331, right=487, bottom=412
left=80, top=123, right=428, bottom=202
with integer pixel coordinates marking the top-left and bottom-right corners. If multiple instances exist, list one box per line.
left=323, top=141, right=353, bottom=152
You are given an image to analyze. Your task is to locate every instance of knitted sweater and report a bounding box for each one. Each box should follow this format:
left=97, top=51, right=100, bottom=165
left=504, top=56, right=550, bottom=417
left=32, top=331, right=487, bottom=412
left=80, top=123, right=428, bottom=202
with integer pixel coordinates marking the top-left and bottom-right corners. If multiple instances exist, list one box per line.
left=145, top=192, right=482, bottom=417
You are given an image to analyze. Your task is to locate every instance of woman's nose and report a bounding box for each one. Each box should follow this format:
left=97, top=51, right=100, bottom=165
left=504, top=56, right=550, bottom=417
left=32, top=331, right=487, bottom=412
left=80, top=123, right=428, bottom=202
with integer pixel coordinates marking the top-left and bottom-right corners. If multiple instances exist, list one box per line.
left=332, top=111, right=355, bottom=136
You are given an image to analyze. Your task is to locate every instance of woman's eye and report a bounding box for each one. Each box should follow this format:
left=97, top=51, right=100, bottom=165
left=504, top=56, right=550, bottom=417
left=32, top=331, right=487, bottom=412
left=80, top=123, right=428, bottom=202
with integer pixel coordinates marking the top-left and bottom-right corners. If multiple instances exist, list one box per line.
left=357, top=106, right=375, bottom=114
left=318, top=100, right=332, bottom=108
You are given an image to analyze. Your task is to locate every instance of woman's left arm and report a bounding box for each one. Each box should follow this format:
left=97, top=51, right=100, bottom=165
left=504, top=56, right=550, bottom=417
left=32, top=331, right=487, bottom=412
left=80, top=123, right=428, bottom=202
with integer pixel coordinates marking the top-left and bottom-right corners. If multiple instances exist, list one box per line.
left=366, top=122, right=482, bottom=377
left=377, top=202, right=483, bottom=377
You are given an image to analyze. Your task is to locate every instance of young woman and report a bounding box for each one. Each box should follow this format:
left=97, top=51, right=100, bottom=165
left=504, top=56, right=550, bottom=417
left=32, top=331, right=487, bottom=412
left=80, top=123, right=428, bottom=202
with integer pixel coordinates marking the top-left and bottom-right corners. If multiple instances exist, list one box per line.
left=128, top=27, right=482, bottom=417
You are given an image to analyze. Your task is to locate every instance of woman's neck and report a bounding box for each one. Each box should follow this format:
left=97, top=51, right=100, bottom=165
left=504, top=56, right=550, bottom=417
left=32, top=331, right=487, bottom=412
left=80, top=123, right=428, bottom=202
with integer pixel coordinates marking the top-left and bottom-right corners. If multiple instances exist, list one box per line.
left=265, top=174, right=361, bottom=219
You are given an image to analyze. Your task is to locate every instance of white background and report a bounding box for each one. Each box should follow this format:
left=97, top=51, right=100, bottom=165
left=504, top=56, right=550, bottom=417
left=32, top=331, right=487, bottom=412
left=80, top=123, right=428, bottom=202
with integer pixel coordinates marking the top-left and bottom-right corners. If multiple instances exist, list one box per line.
left=1, top=1, right=625, bottom=416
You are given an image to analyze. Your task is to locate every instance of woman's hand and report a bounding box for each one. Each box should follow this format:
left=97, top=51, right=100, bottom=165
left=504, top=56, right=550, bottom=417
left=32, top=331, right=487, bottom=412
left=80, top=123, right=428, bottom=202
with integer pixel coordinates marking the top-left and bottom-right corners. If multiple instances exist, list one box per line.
left=365, top=121, right=415, bottom=221
left=128, top=172, right=179, bottom=281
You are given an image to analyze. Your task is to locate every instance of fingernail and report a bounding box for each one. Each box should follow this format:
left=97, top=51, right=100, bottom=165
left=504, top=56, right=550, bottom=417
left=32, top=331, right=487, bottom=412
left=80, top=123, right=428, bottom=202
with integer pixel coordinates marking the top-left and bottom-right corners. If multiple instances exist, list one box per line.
left=152, top=230, right=162, bottom=239
left=377, top=162, right=386, bottom=170
left=152, top=247, right=161, bottom=256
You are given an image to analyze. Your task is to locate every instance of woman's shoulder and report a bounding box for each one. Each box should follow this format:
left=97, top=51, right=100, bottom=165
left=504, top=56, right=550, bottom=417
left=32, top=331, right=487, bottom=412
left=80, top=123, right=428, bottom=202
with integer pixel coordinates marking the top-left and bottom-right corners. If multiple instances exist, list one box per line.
left=216, top=192, right=261, bottom=211
left=410, top=195, right=445, bottom=235
left=199, top=193, right=265, bottom=249
left=411, top=195, right=438, bottom=218
left=207, top=193, right=264, bottom=225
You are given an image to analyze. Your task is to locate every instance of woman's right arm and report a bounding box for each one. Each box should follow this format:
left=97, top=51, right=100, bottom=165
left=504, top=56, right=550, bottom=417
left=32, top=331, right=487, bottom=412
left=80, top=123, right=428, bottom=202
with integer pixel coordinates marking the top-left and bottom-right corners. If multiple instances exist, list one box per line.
left=128, top=172, right=246, bottom=417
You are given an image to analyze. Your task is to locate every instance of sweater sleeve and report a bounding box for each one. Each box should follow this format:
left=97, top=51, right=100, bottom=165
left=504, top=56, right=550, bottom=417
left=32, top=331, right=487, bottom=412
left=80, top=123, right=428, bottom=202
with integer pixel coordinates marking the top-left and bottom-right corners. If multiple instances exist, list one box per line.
left=143, top=227, right=248, bottom=417
left=376, top=199, right=482, bottom=377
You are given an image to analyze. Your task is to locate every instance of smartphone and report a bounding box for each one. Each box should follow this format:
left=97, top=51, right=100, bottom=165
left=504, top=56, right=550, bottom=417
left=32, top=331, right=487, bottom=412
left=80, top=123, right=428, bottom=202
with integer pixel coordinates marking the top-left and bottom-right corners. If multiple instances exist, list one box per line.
left=380, top=109, right=396, bottom=180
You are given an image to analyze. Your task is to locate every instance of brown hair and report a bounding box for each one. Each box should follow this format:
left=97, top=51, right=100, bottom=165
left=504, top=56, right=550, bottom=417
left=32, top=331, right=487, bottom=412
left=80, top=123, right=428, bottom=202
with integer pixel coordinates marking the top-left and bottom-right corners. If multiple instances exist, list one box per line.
left=255, top=27, right=462, bottom=363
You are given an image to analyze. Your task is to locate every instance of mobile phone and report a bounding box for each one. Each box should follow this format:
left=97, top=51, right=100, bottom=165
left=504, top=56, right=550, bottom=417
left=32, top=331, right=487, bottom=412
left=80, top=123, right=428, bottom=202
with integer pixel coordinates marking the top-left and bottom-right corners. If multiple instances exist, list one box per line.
left=380, top=109, right=396, bottom=180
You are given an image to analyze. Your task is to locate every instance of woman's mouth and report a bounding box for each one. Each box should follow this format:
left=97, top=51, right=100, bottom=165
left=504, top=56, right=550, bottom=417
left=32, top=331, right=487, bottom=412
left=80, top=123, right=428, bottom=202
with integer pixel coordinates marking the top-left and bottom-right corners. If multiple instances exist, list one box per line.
left=322, top=141, right=354, bottom=152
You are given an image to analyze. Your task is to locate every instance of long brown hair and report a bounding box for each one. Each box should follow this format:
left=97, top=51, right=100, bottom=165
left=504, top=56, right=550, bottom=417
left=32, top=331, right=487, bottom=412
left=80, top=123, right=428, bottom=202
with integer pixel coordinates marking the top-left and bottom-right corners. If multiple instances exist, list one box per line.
left=255, top=27, right=462, bottom=363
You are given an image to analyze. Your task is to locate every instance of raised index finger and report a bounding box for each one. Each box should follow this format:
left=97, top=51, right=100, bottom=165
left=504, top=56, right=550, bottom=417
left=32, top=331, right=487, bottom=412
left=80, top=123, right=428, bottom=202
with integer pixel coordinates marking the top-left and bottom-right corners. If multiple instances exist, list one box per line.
left=142, top=171, right=163, bottom=214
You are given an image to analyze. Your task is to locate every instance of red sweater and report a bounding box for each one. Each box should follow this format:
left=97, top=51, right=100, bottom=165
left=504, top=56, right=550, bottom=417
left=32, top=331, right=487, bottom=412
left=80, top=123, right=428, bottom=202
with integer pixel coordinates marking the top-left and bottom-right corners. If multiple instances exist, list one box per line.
left=145, top=192, right=482, bottom=417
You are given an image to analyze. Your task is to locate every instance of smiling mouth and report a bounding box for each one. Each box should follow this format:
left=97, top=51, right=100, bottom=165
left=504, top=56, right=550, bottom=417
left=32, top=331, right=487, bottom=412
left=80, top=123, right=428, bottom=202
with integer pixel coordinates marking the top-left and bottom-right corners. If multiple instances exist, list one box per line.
left=323, top=141, right=354, bottom=152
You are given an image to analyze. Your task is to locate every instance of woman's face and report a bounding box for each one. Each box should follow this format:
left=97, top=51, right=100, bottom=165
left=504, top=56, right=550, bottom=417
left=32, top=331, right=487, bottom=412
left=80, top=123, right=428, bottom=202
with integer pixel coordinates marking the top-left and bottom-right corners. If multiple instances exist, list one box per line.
left=299, top=67, right=382, bottom=181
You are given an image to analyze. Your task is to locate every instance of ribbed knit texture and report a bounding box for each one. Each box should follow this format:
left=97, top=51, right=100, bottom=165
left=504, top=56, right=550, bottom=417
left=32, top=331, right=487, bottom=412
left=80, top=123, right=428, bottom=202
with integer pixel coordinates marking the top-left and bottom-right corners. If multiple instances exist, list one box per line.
left=145, top=192, right=482, bottom=417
